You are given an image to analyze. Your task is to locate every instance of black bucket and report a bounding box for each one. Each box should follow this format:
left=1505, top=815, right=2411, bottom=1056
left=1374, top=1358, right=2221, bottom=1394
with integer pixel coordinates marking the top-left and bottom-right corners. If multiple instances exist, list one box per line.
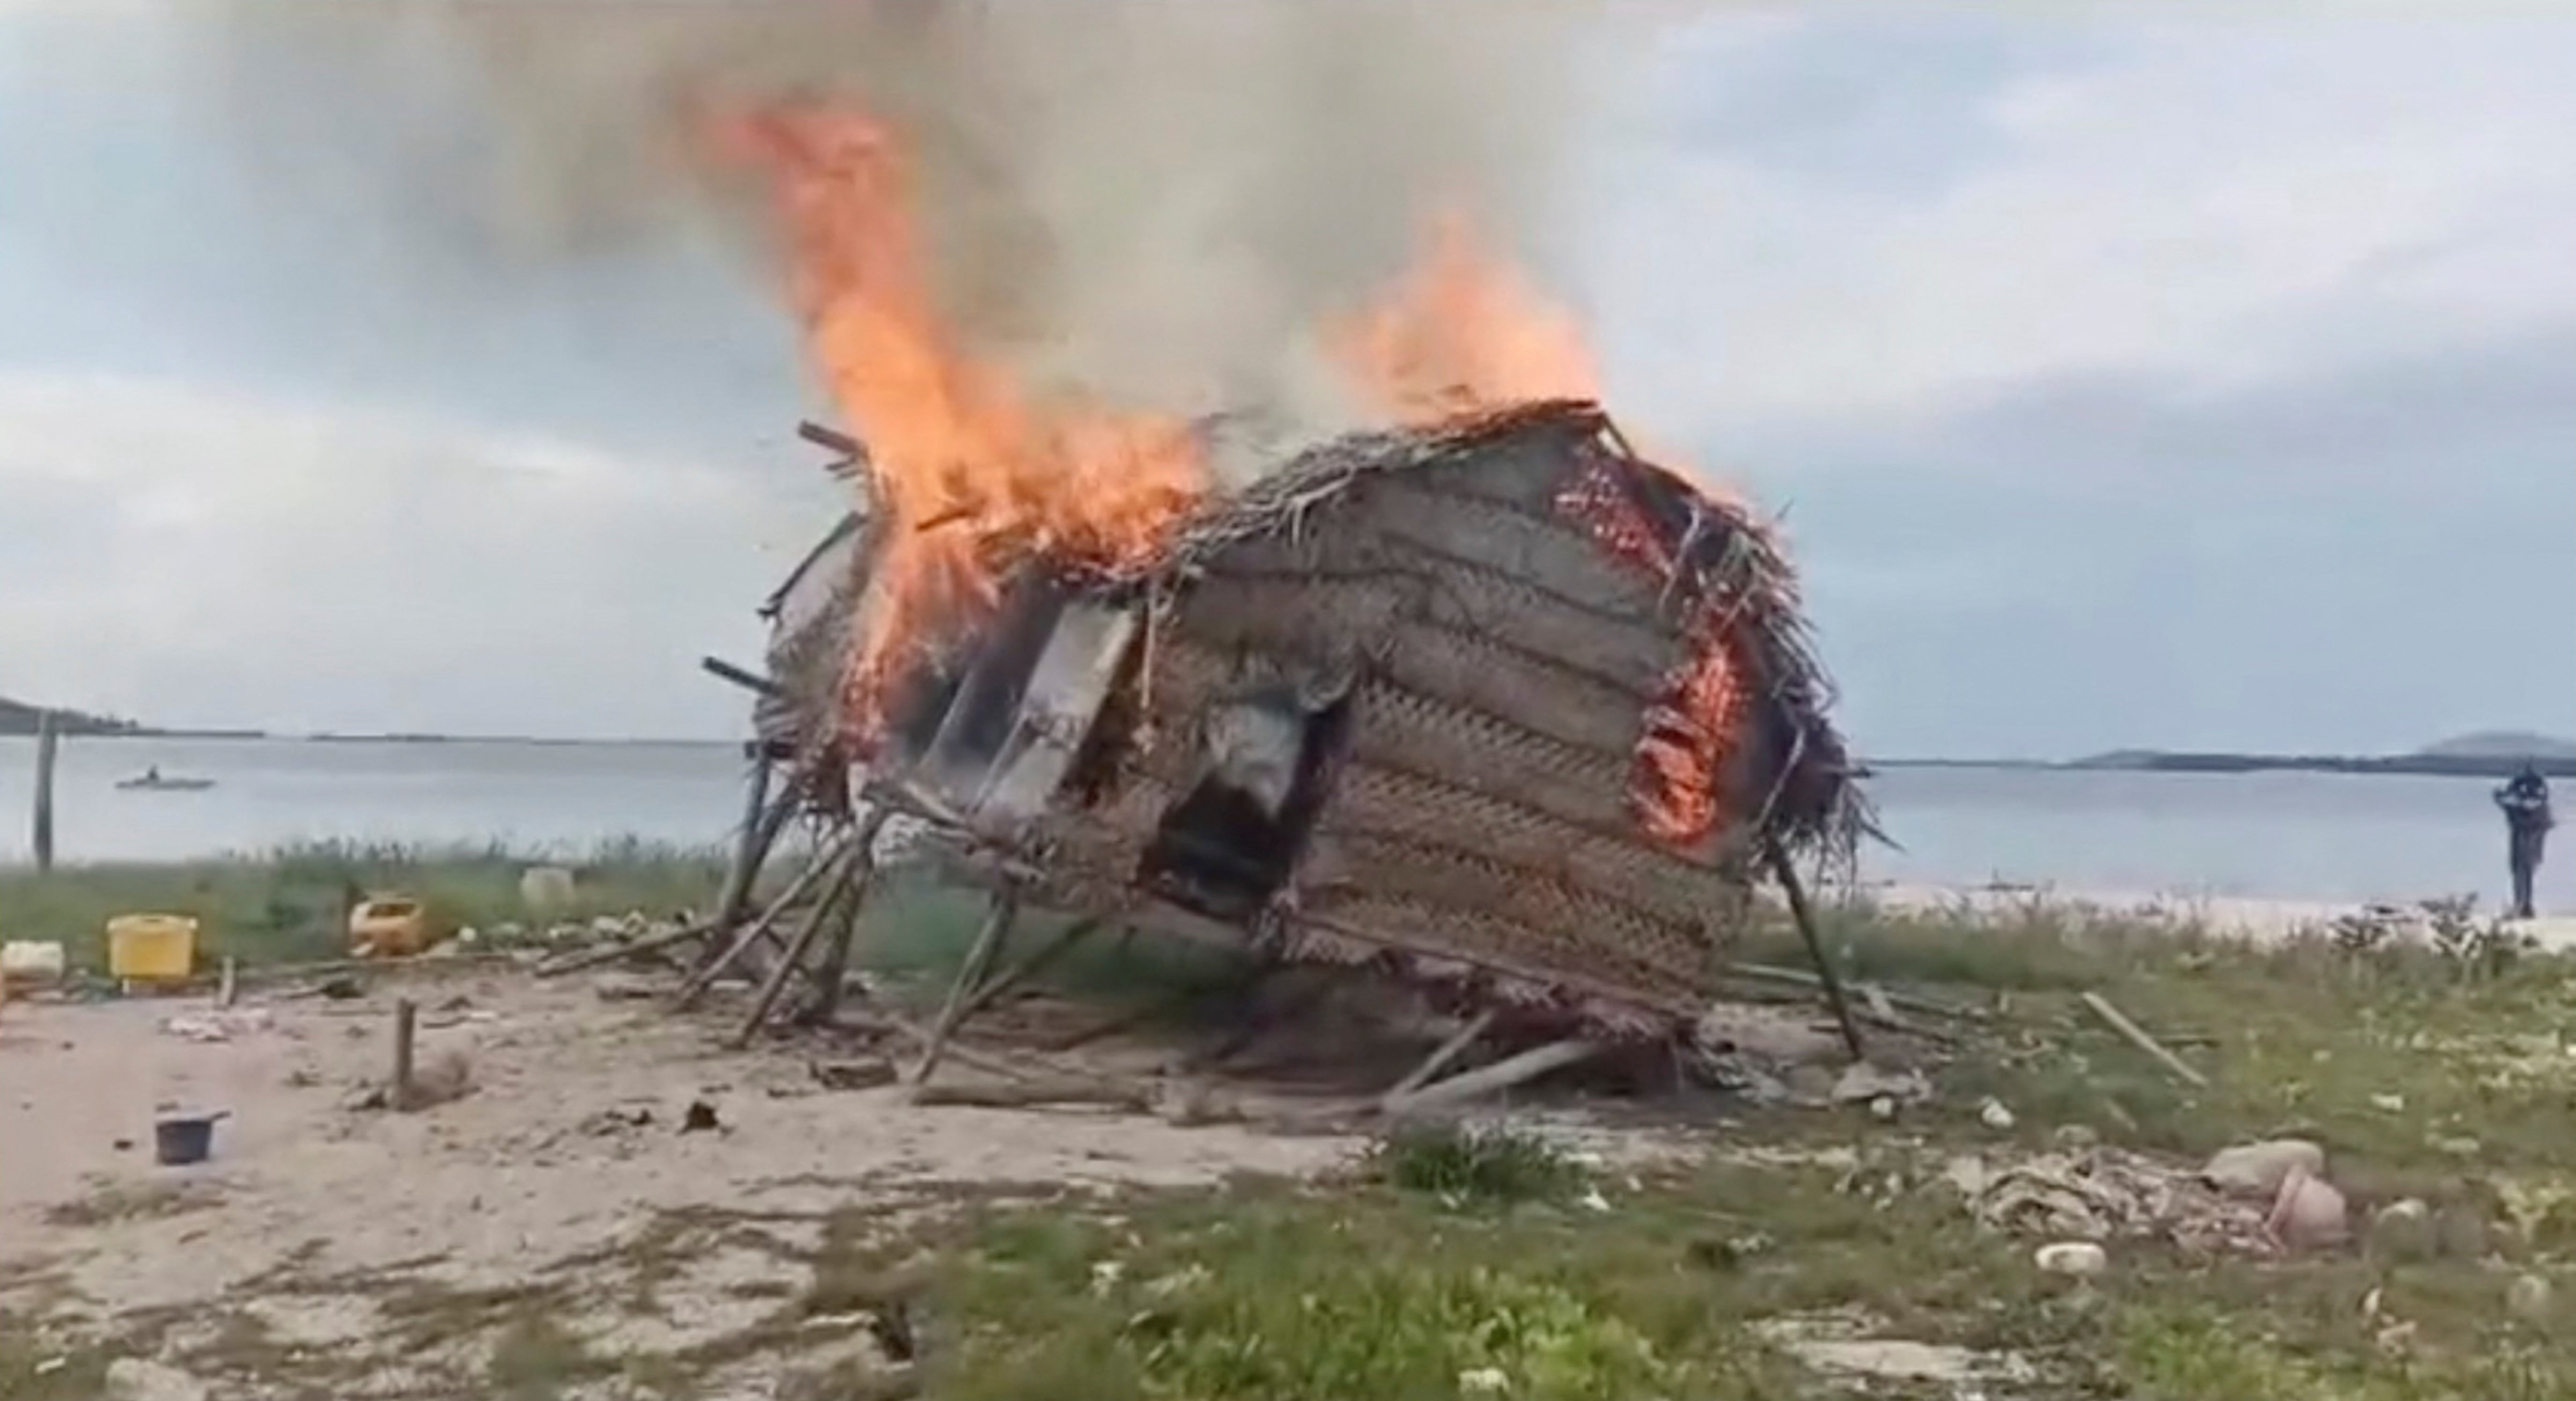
left=153, top=1112, right=224, bottom=1166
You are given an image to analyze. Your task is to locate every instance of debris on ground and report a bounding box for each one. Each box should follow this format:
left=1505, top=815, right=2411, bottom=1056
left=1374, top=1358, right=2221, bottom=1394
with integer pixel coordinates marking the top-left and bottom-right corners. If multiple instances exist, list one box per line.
left=682, top=1099, right=722, bottom=1133
left=2268, top=1165, right=2349, bottom=1252
left=157, top=1009, right=275, bottom=1043
left=1831, top=1062, right=1932, bottom=1108
left=2034, top=1240, right=2110, bottom=1277
left=812, top=1057, right=899, bottom=1091
left=1944, top=1146, right=2279, bottom=1256
left=2201, top=1138, right=2327, bottom=1200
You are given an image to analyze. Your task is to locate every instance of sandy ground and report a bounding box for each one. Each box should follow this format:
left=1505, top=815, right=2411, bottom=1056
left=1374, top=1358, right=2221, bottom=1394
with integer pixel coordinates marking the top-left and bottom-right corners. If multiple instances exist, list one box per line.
left=1, top=966, right=1382, bottom=1394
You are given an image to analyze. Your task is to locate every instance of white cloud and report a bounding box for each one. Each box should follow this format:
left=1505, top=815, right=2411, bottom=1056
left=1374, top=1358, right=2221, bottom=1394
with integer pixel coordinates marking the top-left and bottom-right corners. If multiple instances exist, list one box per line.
left=0, top=371, right=842, bottom=735
left=1588, top=15, right=2576, bottom=437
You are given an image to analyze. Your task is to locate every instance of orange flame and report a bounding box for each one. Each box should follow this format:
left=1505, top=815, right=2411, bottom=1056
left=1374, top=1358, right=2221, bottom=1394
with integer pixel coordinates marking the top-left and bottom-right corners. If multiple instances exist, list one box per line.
left=716, top=103, right=1204, bottom=748
left=1329, top=212, right=1600, bottom=423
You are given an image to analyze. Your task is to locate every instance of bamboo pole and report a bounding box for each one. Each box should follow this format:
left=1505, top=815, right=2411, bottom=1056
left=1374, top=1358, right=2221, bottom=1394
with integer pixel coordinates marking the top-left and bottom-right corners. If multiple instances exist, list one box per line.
left=31, top=709, right=58, bottom=874
left=945, top=915, right=1107, bottom=1027
left=2080, top=991, right=2211, bottom=1089
left=1762, top=833, right=1865, bottom=1062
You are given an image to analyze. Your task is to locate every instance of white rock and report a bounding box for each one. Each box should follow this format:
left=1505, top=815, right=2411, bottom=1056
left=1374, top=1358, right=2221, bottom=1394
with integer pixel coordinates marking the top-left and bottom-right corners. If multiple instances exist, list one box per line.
left=2268, top=1168, right=2350, bottom=1252
left=2035, top=1241, right=2109, bottom=1277
left=2370, top=1093, right=2406, bottom=1113
left=1980, top=1099, right=2016, bottom=1131
left=2508, top=1273, right=2554, bottom=1324
left=1458, top=1368, right=1510, bottom=1394
left=518, top=865, right=578, bottom=912
left=1869, top=1095, right=1898, bottom=1121
left=2202, top=1139, right=2327, bottom=1200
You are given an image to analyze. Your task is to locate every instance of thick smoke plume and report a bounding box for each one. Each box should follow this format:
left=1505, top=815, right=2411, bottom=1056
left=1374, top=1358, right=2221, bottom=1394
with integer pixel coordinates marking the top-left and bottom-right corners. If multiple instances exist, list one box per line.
left=210, top=0, right=1622, bottom=453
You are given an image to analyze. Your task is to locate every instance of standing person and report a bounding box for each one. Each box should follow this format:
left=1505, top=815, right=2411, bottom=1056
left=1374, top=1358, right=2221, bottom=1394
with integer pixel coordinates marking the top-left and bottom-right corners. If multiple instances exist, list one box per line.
left=2495, top=764, right=2555, bottom=920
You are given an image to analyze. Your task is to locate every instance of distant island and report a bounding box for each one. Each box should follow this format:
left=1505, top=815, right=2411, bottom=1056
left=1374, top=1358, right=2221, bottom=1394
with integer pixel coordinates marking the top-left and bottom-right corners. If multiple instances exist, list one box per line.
left=2071, top=731, right=2576, bottom=780
left=0, top=696, right=147, bottom=737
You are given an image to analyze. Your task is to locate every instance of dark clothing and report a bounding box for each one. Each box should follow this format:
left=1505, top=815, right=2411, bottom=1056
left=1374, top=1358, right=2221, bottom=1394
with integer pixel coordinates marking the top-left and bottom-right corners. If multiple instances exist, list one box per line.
left=2497, top=771, right=2554, bottom=920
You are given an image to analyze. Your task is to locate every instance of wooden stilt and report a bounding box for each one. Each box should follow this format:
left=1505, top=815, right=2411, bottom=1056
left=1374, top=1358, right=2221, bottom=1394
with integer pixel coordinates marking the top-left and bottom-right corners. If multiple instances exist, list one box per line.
left=909, top=887, right=1022, bottom=1087
left=1181, top=962, right=1307, bottom=1072
left=802, top=808, right=894, bottom=1024
left=1381, top=1008, right=1498, bottom=1106
left=1762, top=833, right=1866, bottom=1062
left=1381, top=1037, right=1604, bottom=1119
left=731, top=859, right=864, bottom=1047
left=946, top=915, right=1105, bottom=1027
left=711, top=763, right=793, bottom=938
left=30, top=710, right=58, bottom=875
left=674, top=830, right=854, bottom=1010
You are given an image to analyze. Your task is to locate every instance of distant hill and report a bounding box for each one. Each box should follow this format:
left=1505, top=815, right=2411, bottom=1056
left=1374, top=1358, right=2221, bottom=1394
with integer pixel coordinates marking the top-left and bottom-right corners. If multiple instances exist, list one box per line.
left=2415, top=731, right=2576, bottom=762
left=0, top=696, right=146, bottom=737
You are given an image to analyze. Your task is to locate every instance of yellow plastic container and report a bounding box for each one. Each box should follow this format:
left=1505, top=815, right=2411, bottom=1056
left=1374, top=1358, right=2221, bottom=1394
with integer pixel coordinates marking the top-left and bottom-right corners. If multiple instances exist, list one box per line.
left=348, top=897, right=438, bottom=959
left=108, top=914, right=199, bottom=984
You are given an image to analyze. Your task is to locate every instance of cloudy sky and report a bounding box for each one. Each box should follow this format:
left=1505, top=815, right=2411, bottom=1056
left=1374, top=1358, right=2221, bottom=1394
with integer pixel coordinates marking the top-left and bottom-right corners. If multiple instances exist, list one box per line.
left=2, top=3, right=2570, bottom=758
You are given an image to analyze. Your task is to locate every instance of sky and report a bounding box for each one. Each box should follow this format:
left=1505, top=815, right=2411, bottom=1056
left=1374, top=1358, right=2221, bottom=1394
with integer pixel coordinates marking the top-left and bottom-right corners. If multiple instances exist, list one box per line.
left=2, top=3, right=2571, bottom=758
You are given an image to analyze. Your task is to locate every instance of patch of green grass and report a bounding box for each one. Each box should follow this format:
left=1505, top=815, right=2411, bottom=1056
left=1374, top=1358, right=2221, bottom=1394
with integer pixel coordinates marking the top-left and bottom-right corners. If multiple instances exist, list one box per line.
left=487, top=1316, right=604, bottom=1401
left=0, top=1325, right=117, bottom=1401
left=1369, top=1123, right=1590, bottom=1206
left=0, top=838, right=727, bottom=967
left=38, top=1180, right=217, bottom=1230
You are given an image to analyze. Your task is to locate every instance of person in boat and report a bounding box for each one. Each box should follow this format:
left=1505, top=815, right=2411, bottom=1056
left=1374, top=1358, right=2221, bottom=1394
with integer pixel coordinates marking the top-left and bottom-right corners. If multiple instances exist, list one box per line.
left=2495, top=764, right=2554, bottom=920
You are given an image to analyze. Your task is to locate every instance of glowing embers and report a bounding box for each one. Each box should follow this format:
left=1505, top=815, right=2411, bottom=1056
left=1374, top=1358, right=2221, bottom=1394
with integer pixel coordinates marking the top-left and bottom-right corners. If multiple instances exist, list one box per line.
left=1553, top=456, right=1756, bottom=849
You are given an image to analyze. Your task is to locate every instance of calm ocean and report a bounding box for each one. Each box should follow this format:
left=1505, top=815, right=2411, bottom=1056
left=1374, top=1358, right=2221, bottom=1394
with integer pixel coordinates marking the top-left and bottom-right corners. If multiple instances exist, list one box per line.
left=0, top=738, right=2561, bottom=913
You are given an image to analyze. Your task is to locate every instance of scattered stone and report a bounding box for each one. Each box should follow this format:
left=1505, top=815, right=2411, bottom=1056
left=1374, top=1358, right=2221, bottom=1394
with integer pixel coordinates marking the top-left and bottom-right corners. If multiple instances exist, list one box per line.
left=1869, top=1096, right=1898, bottom=1121
left=682, top=1099, right=722, bottom=1134
left=1980, top=1099, right=2016, bottom=1132
left=2370, top=1093, right=2406, bottom=1113
left=1833, top=1062, right=1932, bottom=1107
left=404, top=1049, right=475, bottom=1110
left=2369, top=1200, right=2436, bottom=1262
left=811, top=1057, right=899, bottom=1092
left=2508, top=1273, right=2555, bottom=1324
left=341, top=1084, right=390, bottom=1113
left=584, top=1106, right=655, bottom=1135
left=2035, top=1241, right=2109, bottom=1277
left=2202, top=1139, right=2327, bottom=1201
left=2434, top=1136, right=2484, bottom=1159
left=2269, top=1167, right=2349, bottom=1252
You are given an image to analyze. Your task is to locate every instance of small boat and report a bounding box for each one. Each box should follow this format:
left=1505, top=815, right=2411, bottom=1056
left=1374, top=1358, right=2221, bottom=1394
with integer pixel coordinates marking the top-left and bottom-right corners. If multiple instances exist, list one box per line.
left=115, top=766, right=216, bottom=793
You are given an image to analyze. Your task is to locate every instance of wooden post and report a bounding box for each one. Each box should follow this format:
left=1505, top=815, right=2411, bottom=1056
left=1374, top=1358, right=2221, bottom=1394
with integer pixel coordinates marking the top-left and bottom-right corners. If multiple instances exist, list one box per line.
left=392, top=998, right=418, bottom=1110
left=1762, top=833, right=1865, bottom=1062
left=909, top=887, right=1021, bottom=1087
left=711, top=758, right=788, bottom=937
left=802, top=806, right=893, bottom=1024
left=730, top=861, right=862, bottom=1047
left=216, top=957, right=238, bottom=1010
left=30, top=709, right=59, bottom=874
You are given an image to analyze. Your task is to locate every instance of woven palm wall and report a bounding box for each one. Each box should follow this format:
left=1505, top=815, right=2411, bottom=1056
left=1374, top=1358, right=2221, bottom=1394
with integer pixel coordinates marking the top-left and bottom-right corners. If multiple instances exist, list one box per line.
left=1043, top=406, right=1840, bottom=1030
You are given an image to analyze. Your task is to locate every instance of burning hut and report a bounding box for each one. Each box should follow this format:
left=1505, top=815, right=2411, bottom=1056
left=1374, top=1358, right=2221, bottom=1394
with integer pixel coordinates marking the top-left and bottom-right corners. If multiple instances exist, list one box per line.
left=678, top=398, right=1867, bottom=1099
left=652, top=101, right=1868, bottom=1102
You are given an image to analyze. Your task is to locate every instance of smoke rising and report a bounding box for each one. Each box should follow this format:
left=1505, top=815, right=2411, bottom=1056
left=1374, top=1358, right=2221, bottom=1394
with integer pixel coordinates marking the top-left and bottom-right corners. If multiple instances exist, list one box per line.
left=206, top=0, right=1627, bottom=453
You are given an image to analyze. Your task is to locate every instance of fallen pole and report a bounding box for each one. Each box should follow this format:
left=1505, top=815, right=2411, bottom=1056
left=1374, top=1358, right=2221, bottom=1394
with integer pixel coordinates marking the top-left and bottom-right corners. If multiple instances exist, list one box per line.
left=533, top=920, right=712, bottom=978
left=1762, top=833, right=1866, bottom=1062
left=1382, top=1037, right=1605, bottom=1120
left=2080, top=991, right=2210, bottom=1089
left=1381, top=1008, right=1499, bottom=1106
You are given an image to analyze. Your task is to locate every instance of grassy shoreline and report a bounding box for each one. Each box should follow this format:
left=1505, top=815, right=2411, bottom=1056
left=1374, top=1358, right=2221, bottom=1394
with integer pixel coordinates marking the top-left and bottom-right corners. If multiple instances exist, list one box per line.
left=0, top=840, right=731, bottom=967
